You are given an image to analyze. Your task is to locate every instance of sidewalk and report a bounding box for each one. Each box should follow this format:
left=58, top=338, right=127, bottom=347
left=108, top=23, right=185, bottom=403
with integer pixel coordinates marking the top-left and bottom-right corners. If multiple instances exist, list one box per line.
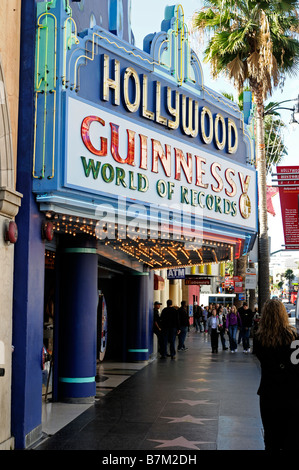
left=34, top=330, right=265, bottom=451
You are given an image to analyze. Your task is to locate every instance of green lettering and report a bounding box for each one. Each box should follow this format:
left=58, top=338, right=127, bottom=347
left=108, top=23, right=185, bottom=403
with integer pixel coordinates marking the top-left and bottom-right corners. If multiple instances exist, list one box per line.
left=157, top=179, right=167, bottom=197
left=191, top=189, right=198, bottom=207
left=81, top=157, right=101, bottom=179
left=138, top=173, right=149, bottom=192
left=231, top=201, right=237, bottom=217
left=223, top=199, right=231, bottom=214
left=168, top=182, right=175, bottom=200
left=181, top=186, right=189, bottom=204
left=197, top=191, right=205, bottom=208
left=206, top=194, right=214, bottom=210
left=214, top=196, right=222, bottom=213
left=115, top=167, right=127, bottom=187
left=129, top=171, right=137, bottom=190
left=101, top=163, right=114, bottom=183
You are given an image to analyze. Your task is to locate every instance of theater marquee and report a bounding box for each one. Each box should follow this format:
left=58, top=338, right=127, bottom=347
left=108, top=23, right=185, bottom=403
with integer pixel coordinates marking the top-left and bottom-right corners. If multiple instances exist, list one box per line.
left=33, top=2, right=257, bottom=263
left=66, top=96, right=256, bottom=230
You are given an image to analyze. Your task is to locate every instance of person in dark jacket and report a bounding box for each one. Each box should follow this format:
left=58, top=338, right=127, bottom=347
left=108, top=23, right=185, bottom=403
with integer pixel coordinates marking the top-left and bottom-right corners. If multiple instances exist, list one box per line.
left=177, top=300, right=189, bottom=351
left=160, top=299, right=180, bottom=359
left=238, top=302, right=254, bottom=353
left=153, top=301, right=163, bottom=354
left=255, top=299, right=299, bottom=451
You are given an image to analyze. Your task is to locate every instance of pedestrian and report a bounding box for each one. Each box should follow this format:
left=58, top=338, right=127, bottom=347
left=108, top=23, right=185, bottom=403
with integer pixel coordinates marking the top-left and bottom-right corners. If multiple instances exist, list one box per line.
left=252, top=306, right=261, bottom=354
left=177, top=300, right=189, bottom=351
left=193, top=302, right=200, bottom=332
left=207, top=308, right=221, bottom=353
left=217, top=305, right=228, bottom=350
left=153, top=301, right=163, bottom=354
left=199, top=305, right=204, bottom=332
left=255, top=299, right=299, bottom=451
left=202, top=305, right=208, bottom=333
left=238, top=302, right=254, bottom=353
left=160, top=299, right=180, bottom=359
left=226, top=305, right=242, bottom=353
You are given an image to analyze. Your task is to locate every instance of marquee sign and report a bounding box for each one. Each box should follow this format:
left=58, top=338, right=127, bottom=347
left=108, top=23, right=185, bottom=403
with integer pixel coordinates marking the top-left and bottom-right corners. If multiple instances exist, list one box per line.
left=65, top=96, right=256, bottom=229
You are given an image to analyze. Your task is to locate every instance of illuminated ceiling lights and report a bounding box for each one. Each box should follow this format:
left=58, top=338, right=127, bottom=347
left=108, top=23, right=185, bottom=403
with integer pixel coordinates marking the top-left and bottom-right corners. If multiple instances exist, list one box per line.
left=45, top=212, right=235, bottom=269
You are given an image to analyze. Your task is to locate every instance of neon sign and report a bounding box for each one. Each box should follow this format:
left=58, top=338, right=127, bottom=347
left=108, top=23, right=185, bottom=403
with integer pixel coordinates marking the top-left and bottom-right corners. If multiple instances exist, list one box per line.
left=72, top=99, right=254, bottom=223
left=100, top=54, right=239, bottom=155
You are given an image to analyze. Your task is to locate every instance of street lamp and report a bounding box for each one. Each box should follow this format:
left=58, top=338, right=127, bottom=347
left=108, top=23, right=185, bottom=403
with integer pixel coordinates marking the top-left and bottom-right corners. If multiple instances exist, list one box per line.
left=264, top=94, right=299, bottom=128
left=293, top=97, right=299, bottom=122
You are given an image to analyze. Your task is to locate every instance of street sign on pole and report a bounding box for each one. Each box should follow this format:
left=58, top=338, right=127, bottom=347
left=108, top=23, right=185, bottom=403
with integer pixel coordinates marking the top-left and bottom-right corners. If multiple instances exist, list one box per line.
left=245, top=267, right=257, bottom=289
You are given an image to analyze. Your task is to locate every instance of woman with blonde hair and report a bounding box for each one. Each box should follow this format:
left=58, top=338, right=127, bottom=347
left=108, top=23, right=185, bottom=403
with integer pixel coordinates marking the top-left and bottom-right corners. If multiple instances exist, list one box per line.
left=255, top=299, right=299, bottom=451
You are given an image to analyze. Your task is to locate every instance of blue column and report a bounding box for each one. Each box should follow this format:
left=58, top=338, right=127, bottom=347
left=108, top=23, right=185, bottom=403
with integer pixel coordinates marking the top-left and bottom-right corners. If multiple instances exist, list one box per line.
left=126, top=272, right=154, bottom=361
left=12, top=0, right=45, bottom=449
left=58, top=242, right=98, bottom=403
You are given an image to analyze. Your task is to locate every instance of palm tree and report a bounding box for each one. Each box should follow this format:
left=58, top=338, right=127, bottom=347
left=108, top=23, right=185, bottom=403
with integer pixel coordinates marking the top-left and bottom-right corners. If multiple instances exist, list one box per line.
left=192, top=0, right=299, bottom=311
left=283, top=268, right=295, bottom=302
left=222, top=93, right=287, bottom=172
left=264, top=102, right=287, bottom=172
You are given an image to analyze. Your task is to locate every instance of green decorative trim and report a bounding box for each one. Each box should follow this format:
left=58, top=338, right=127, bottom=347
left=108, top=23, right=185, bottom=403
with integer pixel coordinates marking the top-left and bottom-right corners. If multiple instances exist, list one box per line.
left=128, top=349, right=149, bottom=353
left=59, top=376, right=95, bottom=383
left=130, top=272, right=149, bottom=276
left=63, top=248, right=97, bottom=254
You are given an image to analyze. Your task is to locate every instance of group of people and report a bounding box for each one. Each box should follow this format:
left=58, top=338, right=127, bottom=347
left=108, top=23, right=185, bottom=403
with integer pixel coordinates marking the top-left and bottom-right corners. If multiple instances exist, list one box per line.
left=153, top=299, right=189, bottom=359
left=153, top=299, right=261, bottom=358
left=193, top=301, right=261, bottom=354
left=154, top=297, right=299, bottom=451
left=154, top=297, right=299, bottom=450
left=205, top=301, right=259, bottom=354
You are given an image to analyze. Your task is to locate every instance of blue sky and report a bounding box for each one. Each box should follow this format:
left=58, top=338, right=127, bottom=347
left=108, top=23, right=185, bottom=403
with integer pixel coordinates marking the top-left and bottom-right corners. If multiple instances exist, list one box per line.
left=131, top=0, right=299, bottom=168
left=131, top=1, right=299, bottom=254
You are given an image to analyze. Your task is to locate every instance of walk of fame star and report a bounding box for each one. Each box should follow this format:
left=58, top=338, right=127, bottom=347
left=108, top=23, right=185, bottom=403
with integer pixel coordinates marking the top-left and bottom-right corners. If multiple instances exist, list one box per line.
left=161, top=415, right=217, bottom=424
left=148, top=436, right=213, bottom=449
left=172, top=399, right=215, bottom=405
left=188, top=378, right=209, bottom=382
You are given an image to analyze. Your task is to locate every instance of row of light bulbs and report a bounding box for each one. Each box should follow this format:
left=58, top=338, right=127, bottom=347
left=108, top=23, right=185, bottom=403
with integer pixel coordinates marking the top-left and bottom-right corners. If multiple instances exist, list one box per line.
left=45, top=213, right=235, bottom=269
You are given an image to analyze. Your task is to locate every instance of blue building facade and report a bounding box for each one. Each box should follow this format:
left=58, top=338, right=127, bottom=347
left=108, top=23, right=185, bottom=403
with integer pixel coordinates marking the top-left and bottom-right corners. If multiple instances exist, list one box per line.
left=12, top=0, right=257, bottom=448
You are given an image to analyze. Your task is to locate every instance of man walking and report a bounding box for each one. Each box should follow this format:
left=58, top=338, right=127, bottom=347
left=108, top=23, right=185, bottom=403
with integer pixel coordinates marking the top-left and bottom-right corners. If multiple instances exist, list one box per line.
left=160, top=299, right=180, bottom=359
left=238, top=302, right=254, bottom=353
left=177, top=300, right=189, bottom=351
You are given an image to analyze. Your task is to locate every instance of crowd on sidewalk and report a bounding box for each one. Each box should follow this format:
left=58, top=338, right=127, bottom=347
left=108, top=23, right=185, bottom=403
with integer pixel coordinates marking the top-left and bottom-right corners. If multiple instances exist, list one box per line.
left=153, top=297, right=299, bottom=451
left=153, top=299, right=261, bottom=357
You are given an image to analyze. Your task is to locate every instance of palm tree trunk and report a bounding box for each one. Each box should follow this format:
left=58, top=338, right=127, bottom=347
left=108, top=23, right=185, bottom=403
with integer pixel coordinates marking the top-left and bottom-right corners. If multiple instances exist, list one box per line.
left=253, top=83, right=270, bottom=312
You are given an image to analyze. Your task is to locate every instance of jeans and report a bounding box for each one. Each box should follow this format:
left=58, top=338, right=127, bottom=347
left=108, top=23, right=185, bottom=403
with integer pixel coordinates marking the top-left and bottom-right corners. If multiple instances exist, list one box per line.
left=178, top=326, right=188, bottom=350
left=219, top=328, right=227, bottom=349
left=161, top=327, right=177, bottom=357
left=210, top=328, right=219, bottom=352
left=241, top=327, right=251, bottom=350
left=228, top=325, right=238, bottom=351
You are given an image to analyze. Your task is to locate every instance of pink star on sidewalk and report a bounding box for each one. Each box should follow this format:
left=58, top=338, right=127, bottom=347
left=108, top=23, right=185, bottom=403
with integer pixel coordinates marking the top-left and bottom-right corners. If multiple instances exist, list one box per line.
left=172, top=399, right=215, bottom=406
left=161, top=415, right=217, bottom=424
left=148, top=436, right=213, bottom=449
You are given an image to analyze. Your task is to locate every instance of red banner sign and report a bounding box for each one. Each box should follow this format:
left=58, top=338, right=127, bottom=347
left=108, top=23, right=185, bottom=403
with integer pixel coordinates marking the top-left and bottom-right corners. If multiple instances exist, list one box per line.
left=233, top=276, right=243, bottom=293
left=277, top=166, right=299, bottom=250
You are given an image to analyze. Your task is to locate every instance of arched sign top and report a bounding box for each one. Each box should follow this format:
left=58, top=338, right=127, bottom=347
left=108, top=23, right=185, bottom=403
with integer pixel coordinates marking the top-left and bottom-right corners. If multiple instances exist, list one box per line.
left=143, top=4, right=203, bottom=90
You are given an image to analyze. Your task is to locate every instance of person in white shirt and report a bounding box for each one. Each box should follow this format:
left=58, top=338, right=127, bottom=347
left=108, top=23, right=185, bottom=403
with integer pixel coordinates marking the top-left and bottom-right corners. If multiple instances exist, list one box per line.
left=207, top=308, right=221, bottom=353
